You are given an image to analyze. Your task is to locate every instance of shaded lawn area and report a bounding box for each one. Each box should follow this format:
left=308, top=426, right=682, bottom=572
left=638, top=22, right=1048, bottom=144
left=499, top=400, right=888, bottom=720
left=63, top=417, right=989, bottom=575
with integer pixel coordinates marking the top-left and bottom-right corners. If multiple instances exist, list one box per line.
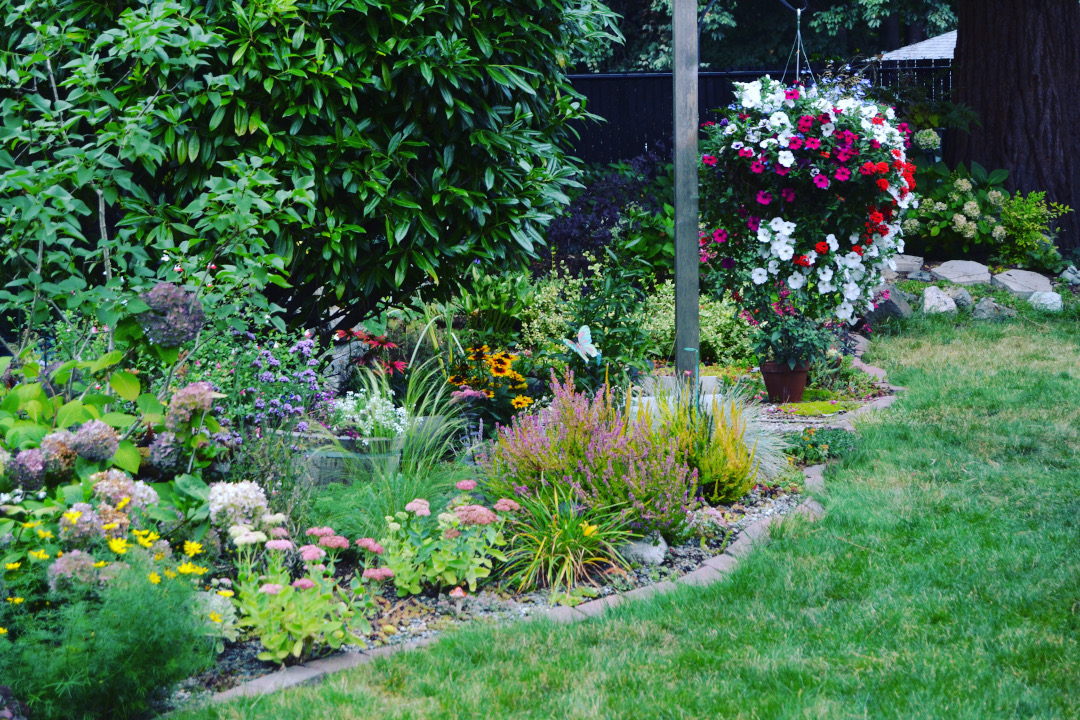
left=180, top=313, right=1080, bottom=720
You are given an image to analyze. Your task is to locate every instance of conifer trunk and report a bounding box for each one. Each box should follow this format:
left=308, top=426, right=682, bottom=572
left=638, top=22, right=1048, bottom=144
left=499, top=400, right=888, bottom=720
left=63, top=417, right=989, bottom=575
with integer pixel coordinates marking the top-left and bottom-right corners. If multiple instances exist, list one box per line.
left=948, top=0, right=1080, bottom=250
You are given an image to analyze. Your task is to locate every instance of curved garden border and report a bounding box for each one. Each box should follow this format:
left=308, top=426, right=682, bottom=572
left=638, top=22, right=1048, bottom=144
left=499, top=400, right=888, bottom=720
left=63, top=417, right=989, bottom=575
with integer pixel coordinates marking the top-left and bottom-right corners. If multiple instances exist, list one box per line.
left=210, top=340, right=904, bottom=704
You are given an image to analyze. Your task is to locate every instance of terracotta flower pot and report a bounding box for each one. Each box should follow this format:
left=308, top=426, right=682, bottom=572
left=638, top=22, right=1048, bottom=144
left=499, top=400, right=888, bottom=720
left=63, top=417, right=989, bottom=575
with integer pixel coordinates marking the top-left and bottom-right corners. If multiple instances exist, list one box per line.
left=759, top=361, right=808, bottom=403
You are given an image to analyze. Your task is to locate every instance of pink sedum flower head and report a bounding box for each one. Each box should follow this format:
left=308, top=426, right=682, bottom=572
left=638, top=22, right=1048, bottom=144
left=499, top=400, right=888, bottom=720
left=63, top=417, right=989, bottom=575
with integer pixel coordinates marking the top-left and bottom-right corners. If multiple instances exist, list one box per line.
left=265, top=539, right=294, bottom=551
left=362, top=567, right=394, bottom=582
left=299, top=544, right=327, bottom=562
left=404, top=498, right=431, bottom=516
left=454, top=504, right=498, bottom=526
left=269, top=527, right=290, bottom=538
left=259, top=583, right=284, bottom=595
left=292, top=578, right=316, bottom=590
left=305, top=526, right=335, bottom=537
left=356, top=537, right=385, bottom=555
left=318, top=535, right=350, bottom=550
left=493, top=498, right=521, bottom=513
left=454, top=479, right=477, bottom=492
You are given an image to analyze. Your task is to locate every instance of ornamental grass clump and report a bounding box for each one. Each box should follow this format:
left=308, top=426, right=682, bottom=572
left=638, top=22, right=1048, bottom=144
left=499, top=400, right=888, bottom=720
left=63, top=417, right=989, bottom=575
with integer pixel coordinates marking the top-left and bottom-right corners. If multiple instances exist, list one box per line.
left=483, top=373, right=698, bottom=540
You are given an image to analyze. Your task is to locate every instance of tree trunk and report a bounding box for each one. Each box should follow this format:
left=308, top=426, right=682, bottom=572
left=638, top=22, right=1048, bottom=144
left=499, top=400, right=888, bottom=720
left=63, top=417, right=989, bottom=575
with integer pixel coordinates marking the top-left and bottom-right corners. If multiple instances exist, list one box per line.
left=949, top=0, right=1080, bottom=251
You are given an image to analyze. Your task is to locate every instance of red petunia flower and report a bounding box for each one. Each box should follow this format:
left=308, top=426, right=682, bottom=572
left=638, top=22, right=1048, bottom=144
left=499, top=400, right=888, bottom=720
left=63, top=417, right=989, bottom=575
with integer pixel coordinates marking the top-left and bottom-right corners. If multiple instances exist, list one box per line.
left=815, top=241, right=829, bottom=254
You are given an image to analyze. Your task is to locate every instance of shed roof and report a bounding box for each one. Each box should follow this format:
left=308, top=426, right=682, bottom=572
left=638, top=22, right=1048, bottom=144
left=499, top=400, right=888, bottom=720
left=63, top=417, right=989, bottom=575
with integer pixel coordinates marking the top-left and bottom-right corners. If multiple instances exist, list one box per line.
left=881, top=30, right=956, bottom=61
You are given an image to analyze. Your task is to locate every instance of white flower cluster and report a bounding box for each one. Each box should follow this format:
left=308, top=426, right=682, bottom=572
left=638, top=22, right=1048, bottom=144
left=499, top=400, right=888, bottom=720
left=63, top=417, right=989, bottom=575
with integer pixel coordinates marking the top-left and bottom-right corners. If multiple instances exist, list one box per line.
left=334, top=389, right=408, bottom=443
left=209, top=480, right=269, bottom=528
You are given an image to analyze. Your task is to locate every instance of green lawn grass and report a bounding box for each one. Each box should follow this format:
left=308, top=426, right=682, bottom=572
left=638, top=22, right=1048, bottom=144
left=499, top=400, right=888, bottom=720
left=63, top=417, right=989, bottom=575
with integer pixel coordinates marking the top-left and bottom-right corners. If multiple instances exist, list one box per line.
left=178, top=312, right=1080, bottom=720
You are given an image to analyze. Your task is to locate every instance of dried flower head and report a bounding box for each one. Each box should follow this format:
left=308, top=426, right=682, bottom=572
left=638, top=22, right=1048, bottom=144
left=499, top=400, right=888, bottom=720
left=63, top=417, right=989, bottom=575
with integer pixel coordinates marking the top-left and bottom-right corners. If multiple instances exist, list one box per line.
left=8, top=449, right=45, bottom=491
left=165, top=382, right=216, bottom=431
left=59, top=503, right=105, bottom=543
left=46, top=549, right=99, bottom=593
left=72, top=420, right=119, bottom=461
left=39, top=430, right=77, bottom=480
left=148, top=432, right=183, bottom=473
left=137, top=282, right=205, bottom=347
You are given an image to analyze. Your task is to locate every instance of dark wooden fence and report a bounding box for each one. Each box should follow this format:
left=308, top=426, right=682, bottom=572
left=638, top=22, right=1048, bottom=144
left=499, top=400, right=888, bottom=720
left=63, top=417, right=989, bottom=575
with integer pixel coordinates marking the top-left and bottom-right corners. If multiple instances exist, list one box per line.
left=567, top=60, right=953, bottom=165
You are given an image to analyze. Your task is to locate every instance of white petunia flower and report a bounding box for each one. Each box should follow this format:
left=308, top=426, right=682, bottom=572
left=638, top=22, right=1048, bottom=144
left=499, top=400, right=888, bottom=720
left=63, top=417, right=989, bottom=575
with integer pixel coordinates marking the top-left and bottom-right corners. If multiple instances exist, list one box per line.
left=757, top=226, right=773, bottom=243
left=826, top=234, right=839, bottom=252
left=787, top=273, right=806, bottom=290
left=768, top=111, right=790, bottom=129
left=768, top=259, right=781, bottom=275
left=843, top=282, right=861, bottom=300
left=777, top=150, right=795, bottom=168
left=770, top=217, right=796, bottom=235
left=772, top=243, right=795, bottom=261
left=836, top=301, right=855, bottom=322
left=751, top=268, right=769, bottom=285
left=821, top=122, right=835, bottom=137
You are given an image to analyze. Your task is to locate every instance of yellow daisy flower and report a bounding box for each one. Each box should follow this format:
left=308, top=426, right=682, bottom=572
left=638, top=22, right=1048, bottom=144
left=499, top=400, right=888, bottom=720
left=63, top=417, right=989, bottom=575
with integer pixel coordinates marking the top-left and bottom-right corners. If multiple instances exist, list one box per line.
left=5, top=563, right=21, bottom=571
left=108, top=537, right=129, bottom=555
left=217, top=589, right=235, bottom=598
left=183, top=541, right=204, bottom=557
left=28, top=550, right=49, bottom=561
left=148, top=572, right=162, bottom=585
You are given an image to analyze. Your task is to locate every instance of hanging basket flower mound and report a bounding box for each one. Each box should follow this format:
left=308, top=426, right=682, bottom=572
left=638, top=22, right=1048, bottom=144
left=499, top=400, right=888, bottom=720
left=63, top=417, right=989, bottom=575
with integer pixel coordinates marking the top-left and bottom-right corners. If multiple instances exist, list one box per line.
left=700, top=76, right=916, bottom=325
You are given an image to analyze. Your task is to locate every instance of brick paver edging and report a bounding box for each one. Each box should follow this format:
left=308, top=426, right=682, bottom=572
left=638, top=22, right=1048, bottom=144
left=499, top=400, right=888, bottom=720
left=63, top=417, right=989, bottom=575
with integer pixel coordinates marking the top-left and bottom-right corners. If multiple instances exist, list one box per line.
left=211, top=340, right=900, bottom=703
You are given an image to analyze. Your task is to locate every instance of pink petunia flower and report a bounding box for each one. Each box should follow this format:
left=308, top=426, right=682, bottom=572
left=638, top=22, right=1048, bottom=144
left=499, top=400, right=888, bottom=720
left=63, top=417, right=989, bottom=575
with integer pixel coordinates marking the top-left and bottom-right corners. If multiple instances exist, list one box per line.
left=781, top=188, right=796, bottom=202
left=805, top=137, right=821, bottom=150
left=756, top=191, right=772, bottom=205
left=834, top=167, right=852, bottom=181
left=750, top=160, right=765, bottom=174
left=702, top=154, right=718, bottom=166
left=775, top=166, right=791, bottom=176
left=737, top=148, right=754, bottom=158
left=813, top=174, right=830, bottom=189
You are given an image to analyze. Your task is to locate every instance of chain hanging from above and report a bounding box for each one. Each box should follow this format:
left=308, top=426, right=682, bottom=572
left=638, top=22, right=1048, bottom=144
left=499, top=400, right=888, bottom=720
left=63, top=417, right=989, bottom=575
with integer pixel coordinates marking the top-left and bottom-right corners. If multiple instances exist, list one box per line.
left=779, top=0, right=816, bottom=87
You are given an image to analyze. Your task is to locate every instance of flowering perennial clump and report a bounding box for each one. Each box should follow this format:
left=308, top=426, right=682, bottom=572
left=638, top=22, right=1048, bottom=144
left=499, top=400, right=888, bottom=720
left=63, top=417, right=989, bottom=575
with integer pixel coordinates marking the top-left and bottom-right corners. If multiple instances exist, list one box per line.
left=165, top=382, right=216, bottom=431
left=699, top=76, right=911, bottom=324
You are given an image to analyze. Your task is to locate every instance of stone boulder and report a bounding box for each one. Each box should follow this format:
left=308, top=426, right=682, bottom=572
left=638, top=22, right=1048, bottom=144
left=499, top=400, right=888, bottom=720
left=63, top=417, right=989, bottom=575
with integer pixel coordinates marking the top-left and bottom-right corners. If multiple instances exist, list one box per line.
left=943, top=286, right=973, bottom=310
left=922, top=286, right=957, bottom=314
left=892, top=254, right=924, bottom=274
left=931, top=260, right=991, bottom=285
left=1028, top=291, right=1063, bottom=312
left=991, top=269, right=1053, bottom=300
left=907, top=270, right=935, bottom=283
left=618, top=535, right=668, bottom=566
left=865, top=285, right=913, bottom=324
left=972, top=296, right=1017, bottom=320
left=1060, top=265, right=1080, bottom=287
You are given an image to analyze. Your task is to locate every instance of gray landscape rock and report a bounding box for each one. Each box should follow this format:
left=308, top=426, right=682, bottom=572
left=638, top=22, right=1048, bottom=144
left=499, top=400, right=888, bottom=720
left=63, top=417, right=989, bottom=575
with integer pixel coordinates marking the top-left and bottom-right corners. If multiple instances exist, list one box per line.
left=907, top=270, right=935, bottom=282
left=991, top=269, right=1053, bottom=299
left=972, top=296, right=1018, bottom=320
left=922, top=286, right=957, bottom=314
left=866, top=285, right=913, bottom=323
left=618, top=535, right=668, bottom=566
left=943, top=286, right=973, bottom=310
left=931, top=260, right=992, bottom=285
left=1028, top=291, right=1063, bottom=312
left=1060, top=265, right=1080, bottom=287
left=892, top=254, right=924, bottom=274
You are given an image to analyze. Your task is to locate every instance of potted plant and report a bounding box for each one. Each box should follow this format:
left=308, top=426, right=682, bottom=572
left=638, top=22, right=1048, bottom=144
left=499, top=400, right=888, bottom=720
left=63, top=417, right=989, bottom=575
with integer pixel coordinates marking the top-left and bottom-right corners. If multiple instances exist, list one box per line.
left=751, top=313, right=833, bottom=403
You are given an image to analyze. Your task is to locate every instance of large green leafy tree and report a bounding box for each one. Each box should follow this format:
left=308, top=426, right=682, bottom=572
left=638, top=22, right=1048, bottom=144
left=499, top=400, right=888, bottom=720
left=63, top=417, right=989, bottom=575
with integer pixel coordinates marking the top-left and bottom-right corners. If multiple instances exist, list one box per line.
left=0, top=0, right=619, bottom=338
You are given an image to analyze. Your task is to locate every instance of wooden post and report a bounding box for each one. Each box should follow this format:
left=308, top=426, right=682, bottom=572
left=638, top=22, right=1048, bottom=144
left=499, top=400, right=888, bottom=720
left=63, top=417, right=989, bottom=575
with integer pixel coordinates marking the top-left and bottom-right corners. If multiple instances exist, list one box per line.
left=673, top=0, right=700, bottom=378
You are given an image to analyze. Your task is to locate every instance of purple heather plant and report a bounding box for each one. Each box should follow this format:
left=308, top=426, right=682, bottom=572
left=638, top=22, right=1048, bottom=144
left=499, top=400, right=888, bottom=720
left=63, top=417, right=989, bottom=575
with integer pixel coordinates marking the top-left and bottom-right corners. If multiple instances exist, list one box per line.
left=136, top=282, right=205, bottom=347
left=482, top=373, right=698, bottom=540
left=72, top=420, right=119, bottom=461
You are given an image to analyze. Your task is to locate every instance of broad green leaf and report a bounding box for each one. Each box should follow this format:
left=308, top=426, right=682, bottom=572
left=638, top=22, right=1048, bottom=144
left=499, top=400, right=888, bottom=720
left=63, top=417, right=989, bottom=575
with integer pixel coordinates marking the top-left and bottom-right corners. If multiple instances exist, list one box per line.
left=112, top=440, right=141, bottom=473
left=109, top=371, right=140, bottom=402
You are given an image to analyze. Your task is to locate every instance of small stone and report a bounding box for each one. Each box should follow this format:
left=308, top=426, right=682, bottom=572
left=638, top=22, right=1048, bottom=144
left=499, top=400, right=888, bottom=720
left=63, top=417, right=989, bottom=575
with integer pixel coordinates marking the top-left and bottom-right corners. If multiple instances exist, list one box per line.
left=892, top=254, right=924, bottom=274
left=991, top=269, right=1053, bottom=299
left=922, top=286, right=957, bottom=314
left=865, top=285, right=913, bottom=323
left=907, top=270, right=935, bottom=282
left=942, top=286, right=973, bottom=309
left=931, top=260, right=991, bottom=285
left=1028, top=291, right=1063, bottom=312
left=1059, top=265, right=1080, bottom=287
left=618, top=535, right=668, bottom=566
left=971, top=296, right=1017, bottom=320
